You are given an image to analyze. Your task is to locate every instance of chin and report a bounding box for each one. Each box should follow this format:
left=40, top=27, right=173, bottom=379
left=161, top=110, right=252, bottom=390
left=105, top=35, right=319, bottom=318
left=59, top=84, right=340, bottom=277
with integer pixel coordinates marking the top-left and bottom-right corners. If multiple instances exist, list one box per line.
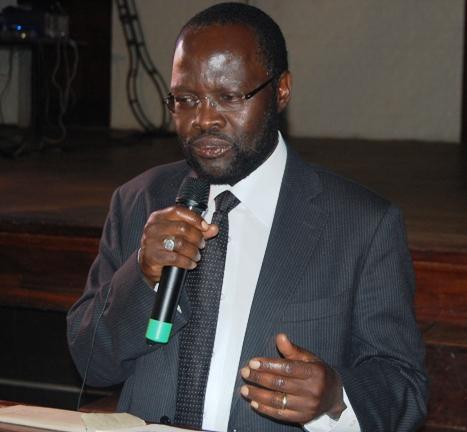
left=198, top=167, right=236, bottom=184
left=190, top=161, right=238, bottom=185
left=191, top=156, right=235, bottom=181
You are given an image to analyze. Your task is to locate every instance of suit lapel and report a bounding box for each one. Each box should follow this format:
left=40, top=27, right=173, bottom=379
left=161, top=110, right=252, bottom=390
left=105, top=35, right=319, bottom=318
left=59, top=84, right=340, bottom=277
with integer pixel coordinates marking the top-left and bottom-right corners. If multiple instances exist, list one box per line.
left=229, top=148, right=328, bottom=416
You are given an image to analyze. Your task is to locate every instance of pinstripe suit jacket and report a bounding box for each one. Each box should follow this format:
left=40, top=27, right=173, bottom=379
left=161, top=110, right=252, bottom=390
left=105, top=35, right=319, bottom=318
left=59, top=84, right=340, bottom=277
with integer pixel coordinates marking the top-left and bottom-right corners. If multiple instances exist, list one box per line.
left=67, top=147, right=427, bottom=431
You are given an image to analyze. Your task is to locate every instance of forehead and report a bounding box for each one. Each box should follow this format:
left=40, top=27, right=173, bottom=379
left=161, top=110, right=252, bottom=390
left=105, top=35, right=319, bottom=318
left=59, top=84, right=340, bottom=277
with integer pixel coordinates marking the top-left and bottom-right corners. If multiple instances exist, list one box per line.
left=171, top=24, right=267, bottom=89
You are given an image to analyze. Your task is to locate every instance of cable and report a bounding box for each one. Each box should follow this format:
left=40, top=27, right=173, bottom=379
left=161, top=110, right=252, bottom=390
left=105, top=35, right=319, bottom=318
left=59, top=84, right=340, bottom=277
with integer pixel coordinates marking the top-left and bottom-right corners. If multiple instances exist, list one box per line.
left=126, top=33, right=157, bottom=130
left=0, top=48, right=29, bottom=158
left=0, top=2, right=79, bottom=156
left=115, top=0, right=170, bottom=134
left=118, top=0, right=157, bottom=131
left=44, top=40, right=53, bottom=129
left=76, top=281, right=114, bottom=411
left=0, top=48, right=15, bottom=124
left=43, top=38, right=79, bottom=147
left=128, top=0, right=169, bottom=126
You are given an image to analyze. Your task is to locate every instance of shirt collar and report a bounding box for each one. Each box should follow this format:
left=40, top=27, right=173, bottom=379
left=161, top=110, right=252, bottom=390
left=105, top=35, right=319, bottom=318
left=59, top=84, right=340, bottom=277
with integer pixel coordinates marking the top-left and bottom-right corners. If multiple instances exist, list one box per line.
left=209, top=132, right=287, bottom=228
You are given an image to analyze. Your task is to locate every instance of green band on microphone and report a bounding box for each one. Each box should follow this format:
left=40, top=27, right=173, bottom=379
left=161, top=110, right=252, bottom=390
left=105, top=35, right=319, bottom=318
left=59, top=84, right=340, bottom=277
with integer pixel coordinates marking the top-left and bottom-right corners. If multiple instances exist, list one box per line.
left=146, top=319, right=172, bottom=344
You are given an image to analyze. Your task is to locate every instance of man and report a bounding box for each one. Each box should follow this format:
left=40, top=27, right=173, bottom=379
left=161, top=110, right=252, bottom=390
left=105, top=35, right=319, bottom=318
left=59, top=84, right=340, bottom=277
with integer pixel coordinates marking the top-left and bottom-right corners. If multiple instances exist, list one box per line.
left=67, top=3, right=427, bottom=431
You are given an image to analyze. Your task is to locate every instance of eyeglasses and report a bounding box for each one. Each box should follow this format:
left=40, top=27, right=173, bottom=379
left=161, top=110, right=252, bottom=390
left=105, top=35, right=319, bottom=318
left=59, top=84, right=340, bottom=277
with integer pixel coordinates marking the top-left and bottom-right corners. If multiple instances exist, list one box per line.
left=164, top=76, right=275, bottom=114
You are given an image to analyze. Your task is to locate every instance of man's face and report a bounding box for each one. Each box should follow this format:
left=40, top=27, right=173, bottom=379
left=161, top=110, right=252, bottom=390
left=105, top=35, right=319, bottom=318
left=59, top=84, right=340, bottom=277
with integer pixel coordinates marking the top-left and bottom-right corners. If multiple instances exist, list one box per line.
left=170, top=24, right=288, bottom=184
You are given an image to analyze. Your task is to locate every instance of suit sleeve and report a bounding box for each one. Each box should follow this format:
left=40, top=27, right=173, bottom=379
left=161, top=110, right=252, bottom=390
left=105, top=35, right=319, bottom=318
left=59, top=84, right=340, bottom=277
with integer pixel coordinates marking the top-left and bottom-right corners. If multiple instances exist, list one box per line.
left=66, top=188, right=160, bottom=387
left=335, top=205, right=428, bottom=432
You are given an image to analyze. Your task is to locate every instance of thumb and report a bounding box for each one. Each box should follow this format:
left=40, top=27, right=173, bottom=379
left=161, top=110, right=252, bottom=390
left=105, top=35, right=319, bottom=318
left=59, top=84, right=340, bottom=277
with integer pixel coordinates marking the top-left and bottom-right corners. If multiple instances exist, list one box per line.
left=203, top=223, right=219, bottom=240
left=276, top=333, right=321, bottom=363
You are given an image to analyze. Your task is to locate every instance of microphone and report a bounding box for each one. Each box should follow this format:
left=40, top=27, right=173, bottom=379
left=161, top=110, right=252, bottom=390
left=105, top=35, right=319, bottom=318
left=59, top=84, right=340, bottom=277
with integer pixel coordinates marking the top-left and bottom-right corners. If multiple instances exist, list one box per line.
left=145, top=176, right=210, bottom=344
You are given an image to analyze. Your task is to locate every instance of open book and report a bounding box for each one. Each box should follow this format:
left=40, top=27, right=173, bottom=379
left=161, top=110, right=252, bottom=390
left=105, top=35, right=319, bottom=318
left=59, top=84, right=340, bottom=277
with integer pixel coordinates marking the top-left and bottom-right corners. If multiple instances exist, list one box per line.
left=0, top=405, right=199, bottom=432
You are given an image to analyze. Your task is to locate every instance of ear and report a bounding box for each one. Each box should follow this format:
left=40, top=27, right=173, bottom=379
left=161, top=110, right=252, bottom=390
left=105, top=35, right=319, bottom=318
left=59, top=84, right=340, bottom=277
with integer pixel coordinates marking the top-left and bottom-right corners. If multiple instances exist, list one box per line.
left=276, top=71, right=292, bottom=113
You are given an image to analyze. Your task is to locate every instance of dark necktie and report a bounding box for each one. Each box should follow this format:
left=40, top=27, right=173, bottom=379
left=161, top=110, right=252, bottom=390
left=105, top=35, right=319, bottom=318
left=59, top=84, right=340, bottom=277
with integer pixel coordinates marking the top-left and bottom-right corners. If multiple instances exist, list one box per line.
left=174, top=190, right=240, bottom=429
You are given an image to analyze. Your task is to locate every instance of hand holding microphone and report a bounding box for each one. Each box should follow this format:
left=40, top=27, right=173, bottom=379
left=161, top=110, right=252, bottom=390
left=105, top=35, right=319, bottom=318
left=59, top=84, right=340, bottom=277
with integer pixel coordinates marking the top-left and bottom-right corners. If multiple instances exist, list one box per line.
left=139, top=178, right=218, bottom=343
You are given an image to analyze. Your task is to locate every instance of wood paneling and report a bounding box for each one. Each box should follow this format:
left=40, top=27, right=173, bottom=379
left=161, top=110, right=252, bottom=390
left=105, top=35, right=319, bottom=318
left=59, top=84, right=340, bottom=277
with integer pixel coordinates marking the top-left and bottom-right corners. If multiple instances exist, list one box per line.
left=414, top=251, right=467, bottom=326
left=0, top=232, right=97, bottom=311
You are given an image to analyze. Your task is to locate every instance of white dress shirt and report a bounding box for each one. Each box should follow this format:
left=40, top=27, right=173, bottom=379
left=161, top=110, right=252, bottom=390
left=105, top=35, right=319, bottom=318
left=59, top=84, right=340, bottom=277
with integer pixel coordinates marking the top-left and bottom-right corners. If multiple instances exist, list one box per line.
left=183, top=134, right=360, bottom=432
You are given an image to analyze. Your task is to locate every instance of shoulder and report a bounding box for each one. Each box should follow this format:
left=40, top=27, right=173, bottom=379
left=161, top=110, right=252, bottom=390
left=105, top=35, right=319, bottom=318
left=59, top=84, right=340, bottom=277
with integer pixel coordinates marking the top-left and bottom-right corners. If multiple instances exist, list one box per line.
left=313, top=164, right=390, bottom=211
left=111, top=160, right=190, bottom=208
left=284, top=148, right=398, bottom=238
left=313, top=164, right=400, bottom=237
left=102, top=160, right=190, bottom=255
left=104, top=160, right=190, bottom=226
left=287, top=147, right=391, bottom=211
left=117, top=160, right=190, bottom=197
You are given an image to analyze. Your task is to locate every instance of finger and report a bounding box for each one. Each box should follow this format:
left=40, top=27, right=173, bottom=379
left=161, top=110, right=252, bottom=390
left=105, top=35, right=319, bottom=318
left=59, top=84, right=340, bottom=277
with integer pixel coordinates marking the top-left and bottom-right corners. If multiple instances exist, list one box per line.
left=245, top=357, right=321, bottom=380
left=139, top=241, right=200, bottom=283
left=139, top=248, right=198, bottom=278
left=146, top=206, right=210, bottom=232
left=250, top=399, right=310, bottom=425
left=276, top=333, right=321, bottom=363
left=140, top=228, right=202, bottom=272
left=158, top=249, right=199, bottom=269
left=241, top=366, right=315, bottom=395
left=145, top=219, right=206, bottom=250
left=241, top=385, right=311, bottom=413
left=164, top=207, right=218, bottom=239
left=145, top=232, right=203, bottom=261
left=203, top=223, right=219, bottom=240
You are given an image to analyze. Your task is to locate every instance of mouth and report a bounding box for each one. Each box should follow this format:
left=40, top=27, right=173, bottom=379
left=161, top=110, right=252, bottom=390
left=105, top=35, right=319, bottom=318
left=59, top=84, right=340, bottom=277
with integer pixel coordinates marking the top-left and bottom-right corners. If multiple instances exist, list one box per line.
left=189, top=136, right=234, bottom=160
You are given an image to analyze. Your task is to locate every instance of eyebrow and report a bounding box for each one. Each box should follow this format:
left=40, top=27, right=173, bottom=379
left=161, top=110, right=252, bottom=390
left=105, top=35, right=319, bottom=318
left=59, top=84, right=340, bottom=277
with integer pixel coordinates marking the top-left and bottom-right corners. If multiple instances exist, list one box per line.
left=170, top=81, right=246, bottom=94
left=170, top=85, right=193, bottom=93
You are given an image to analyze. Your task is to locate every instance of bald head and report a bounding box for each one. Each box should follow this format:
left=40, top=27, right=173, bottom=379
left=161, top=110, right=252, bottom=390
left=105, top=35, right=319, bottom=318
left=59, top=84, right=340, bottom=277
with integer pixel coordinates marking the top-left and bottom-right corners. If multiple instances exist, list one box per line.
left=176, top=2, right=288, bottom=81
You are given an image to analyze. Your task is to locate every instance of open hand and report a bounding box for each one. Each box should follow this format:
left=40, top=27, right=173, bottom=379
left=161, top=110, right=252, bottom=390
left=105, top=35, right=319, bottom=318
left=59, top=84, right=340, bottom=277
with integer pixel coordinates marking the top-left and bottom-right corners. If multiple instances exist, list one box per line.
left=240, top=333, right=346, bottom=425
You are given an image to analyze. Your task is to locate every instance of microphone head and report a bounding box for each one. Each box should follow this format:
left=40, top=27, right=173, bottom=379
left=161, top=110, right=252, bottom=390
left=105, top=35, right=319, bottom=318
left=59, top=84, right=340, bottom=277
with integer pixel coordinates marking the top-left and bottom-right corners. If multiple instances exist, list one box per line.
left=176, top=177, right=210, bottom=214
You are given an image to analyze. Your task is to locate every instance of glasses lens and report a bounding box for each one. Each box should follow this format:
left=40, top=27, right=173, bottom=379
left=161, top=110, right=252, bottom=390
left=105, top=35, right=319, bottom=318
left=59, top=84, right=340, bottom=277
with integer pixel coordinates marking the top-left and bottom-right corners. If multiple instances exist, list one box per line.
left=166, top=93, right=247, bottom=113
left=166, top=78, right=274, bottom=114
left=214, top=94, right=244, bottom=112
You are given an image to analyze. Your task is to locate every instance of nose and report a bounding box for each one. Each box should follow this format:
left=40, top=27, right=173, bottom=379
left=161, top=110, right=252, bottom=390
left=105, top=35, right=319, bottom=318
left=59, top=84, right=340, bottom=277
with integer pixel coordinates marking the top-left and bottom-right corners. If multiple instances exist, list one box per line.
left=192, top=96, right=226, bottom=131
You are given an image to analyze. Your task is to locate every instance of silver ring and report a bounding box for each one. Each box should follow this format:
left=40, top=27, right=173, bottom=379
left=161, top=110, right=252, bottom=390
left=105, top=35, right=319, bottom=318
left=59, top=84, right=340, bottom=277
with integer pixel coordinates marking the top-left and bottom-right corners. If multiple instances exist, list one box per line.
left=162, top=236, right=176, bottom=252
left=281, top=393, right=288, bottom=410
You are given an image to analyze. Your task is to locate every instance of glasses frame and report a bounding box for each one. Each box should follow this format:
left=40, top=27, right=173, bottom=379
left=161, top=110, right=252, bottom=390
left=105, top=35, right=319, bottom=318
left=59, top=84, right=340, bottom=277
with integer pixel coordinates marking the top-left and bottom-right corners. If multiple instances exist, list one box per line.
left=164, top=76, right=275, bottom=114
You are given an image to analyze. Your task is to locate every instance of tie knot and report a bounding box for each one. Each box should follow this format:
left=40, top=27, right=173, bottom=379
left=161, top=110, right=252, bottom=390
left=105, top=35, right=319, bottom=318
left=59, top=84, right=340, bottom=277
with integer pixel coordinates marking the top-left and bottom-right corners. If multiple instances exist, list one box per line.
left=214, top=190, right=240, bottom=214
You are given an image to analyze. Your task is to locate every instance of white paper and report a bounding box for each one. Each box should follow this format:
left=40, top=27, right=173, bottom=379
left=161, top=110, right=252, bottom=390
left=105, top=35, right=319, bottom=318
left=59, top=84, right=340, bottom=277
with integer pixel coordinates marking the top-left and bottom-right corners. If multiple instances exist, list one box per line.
left=0, top=404, right=85, bottom=432
left=82, top=413, right=146, bottom=431
left=106, top=425, right=199, bottom=432
left=0, top=405, right=201, bottom=432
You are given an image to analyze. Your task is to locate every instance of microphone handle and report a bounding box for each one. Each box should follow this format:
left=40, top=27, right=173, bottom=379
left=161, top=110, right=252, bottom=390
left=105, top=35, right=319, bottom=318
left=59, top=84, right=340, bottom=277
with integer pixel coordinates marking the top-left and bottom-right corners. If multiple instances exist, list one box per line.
left=146, top=266, right=188, bottom=344
left=145, top=201, right=206, bottom=345
left=144, top=174, right=210, bottom=344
